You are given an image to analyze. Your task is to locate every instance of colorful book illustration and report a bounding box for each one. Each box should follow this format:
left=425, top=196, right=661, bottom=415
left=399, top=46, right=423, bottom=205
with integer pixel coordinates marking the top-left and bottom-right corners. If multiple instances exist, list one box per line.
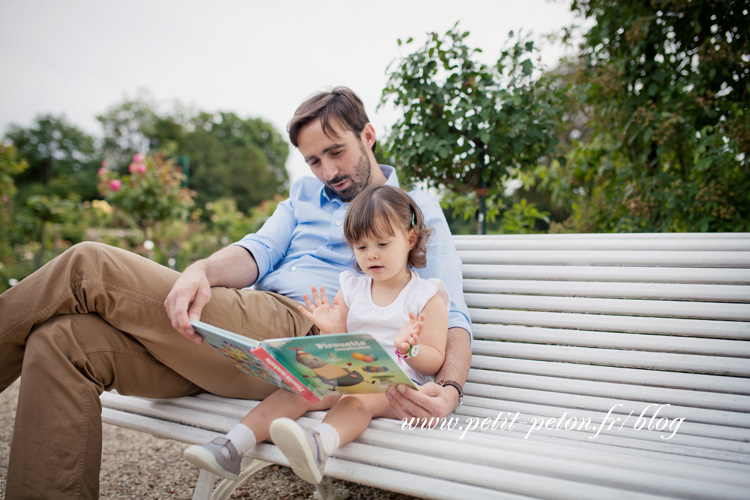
left=190, top=319, right=419, bottom=403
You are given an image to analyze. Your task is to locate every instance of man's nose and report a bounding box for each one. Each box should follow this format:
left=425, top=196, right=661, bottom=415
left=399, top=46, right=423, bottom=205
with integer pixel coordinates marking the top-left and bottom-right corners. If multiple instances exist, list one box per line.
left=322, top=160, right=338, bottom=181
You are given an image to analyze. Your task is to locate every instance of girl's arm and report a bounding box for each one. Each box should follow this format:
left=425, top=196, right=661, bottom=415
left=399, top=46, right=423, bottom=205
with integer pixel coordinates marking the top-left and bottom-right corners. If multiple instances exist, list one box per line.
left=397, top=293, right=448, bottom=376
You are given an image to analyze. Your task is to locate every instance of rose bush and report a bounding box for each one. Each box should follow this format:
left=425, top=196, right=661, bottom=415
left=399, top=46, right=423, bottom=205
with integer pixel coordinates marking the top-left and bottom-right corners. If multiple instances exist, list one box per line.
left=97, top=153, right=195, bottom=246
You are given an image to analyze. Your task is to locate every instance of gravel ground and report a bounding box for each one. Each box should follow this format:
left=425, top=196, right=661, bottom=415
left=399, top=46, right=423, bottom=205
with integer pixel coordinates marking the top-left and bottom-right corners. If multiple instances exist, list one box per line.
left=1, top=379, right=421, bottom=499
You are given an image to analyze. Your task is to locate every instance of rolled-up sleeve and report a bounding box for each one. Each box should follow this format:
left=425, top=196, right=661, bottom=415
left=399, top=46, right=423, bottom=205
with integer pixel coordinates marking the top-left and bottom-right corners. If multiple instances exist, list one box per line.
left=233, top=193, right=297, bottom=282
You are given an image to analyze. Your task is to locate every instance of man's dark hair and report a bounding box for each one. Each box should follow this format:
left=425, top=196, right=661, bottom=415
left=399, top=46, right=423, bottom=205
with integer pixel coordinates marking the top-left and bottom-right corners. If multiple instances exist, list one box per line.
left=288, top=87, right=376, bottom=153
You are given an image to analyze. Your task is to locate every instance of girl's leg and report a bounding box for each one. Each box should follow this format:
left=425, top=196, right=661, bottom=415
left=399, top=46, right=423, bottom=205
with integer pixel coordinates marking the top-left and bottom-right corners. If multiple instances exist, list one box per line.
left=321, top=394, right=396, bottom=446
left=269, top=394, right=395, bottom=484
left=238, top=390, right=339, bottom=443
left=184, top=390, right=338, bottom=479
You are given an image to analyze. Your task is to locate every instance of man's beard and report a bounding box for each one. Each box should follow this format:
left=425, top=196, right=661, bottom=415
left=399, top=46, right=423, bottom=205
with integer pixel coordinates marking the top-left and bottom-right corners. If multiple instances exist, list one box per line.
left=328, top=143, right=372, bottom=202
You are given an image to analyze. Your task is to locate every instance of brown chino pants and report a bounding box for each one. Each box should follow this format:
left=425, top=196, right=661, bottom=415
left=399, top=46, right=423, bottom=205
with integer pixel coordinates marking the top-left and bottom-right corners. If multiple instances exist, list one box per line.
left=0, top=241, right=314, bottom=499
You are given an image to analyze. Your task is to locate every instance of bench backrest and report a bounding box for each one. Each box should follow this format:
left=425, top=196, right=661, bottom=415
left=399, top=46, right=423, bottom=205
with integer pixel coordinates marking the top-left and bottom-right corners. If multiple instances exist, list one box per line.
left=453, top=233, right=750, bottom=461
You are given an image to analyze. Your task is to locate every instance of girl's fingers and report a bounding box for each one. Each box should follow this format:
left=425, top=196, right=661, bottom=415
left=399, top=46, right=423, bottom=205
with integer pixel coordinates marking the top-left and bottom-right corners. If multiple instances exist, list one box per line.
left=298, top=305, right=312, bottom=319
left=319, top=286, right=329, bottom=305
left=310, top=286, right=320, bottom=305
left=302, top=293, right=314, bottom=310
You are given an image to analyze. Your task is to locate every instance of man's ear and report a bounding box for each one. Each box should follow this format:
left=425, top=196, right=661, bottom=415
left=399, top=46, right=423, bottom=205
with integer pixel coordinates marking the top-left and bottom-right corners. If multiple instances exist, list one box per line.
left=360, top=123, right=376, bottom=150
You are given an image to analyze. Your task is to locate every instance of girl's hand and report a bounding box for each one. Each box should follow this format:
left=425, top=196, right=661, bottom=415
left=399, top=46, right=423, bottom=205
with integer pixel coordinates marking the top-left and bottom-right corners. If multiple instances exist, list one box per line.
left=298, top=286, right=341, bottom=334
left=395, top=311, right=424, bottom=354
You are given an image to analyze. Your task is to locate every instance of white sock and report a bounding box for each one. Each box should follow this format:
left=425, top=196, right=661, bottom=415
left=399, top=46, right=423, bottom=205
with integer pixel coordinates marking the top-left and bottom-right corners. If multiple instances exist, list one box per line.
left=313, top=422, right=341, bottom=456
left=226, top=423, right=257, bottom=455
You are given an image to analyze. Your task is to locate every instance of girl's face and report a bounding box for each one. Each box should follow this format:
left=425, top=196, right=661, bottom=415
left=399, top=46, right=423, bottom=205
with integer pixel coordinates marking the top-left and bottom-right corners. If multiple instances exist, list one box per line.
left=352, top=219, right=416, bottom=285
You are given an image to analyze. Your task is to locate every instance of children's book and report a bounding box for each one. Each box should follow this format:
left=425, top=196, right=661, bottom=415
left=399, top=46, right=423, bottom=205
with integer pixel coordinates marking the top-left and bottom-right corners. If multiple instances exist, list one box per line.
left=190, top=319, right=419, bottom=403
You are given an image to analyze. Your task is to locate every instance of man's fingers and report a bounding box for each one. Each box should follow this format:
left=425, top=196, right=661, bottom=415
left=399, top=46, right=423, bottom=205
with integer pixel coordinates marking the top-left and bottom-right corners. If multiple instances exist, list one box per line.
left=388, top=385, right=429, bottom=419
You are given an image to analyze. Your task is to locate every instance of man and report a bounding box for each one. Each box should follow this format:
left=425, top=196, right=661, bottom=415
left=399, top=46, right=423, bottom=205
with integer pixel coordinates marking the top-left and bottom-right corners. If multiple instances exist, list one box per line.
left=0, top=87, right=471, bottom=499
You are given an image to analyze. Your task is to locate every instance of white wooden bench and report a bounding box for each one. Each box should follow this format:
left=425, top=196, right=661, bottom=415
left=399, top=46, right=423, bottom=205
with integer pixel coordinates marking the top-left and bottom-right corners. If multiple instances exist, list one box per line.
left=101, top=232, right=750, bottom=500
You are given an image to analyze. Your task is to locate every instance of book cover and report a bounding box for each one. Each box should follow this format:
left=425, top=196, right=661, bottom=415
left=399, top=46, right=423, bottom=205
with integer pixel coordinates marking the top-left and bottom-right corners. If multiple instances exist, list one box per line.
left=262, top=333, right=419, bottom=397
left=189, top=320, right=317, bottom=401
left=190, top=320, right=418, bottom=402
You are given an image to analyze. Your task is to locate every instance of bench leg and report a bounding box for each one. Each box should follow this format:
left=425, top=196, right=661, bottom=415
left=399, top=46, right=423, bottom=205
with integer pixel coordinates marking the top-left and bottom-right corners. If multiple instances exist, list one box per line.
left=191, top=458, right=273, bottom=500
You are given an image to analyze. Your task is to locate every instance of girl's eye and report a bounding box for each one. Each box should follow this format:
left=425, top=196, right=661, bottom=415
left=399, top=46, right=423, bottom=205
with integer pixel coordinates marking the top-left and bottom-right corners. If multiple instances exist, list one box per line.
left=378, top=242, right=388, bottom=247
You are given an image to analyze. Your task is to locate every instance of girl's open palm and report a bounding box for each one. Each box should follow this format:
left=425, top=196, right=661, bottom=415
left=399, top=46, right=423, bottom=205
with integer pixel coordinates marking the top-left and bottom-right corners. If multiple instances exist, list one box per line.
left=395, top=311, right=425, bottom=353
left=298, top=286, right=341, bottom=334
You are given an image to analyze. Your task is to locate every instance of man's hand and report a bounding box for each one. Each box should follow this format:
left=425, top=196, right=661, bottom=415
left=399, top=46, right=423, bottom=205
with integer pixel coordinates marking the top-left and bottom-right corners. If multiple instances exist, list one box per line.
left=164, top=263, right=211, bottom=344
left=386, top=382, right=458, bottom=421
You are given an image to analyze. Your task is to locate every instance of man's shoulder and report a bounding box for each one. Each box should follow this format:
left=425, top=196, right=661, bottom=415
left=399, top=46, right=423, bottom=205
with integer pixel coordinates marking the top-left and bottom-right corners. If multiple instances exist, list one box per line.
left=406, top=187, right=440, bottom=208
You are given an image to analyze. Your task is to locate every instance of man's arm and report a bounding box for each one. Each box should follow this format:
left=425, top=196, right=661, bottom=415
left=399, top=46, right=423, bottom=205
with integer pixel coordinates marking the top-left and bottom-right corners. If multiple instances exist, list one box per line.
left=387, top=327, right=471, bottom=419
left=164, top=245, right=259, bottom=343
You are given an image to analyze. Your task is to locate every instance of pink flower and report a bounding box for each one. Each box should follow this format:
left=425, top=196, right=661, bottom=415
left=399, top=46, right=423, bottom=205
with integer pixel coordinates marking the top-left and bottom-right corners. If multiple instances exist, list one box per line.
left=101, top=160, right=108, bottom=168
left=2, top=195, right=8, bottom=204
left=108, top=179, right=122, bottom=192
left=133, top=153, right=145, bottom=163
left=98, top=167, right=107, bottom=176
left=129, top=162, right=147, bottom=174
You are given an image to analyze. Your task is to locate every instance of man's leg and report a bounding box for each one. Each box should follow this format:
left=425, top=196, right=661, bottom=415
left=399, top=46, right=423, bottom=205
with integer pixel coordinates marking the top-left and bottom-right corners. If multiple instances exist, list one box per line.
left=7, top=314, right=203, bottom=500
left=0, top=241, right=313, bottom=398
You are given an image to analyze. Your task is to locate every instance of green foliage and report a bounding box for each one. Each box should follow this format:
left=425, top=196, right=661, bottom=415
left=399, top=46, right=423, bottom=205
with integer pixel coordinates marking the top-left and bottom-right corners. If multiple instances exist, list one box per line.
left=554, top=0, right=750, bottom=232
left=183, top=112, right=289, bottom=213
left=381, top=24, right=563, bottom=232
left=0, top=143, right=30, bottom=290
left=6, top=114, right=101, bottom=202
left=441, top=190, right=550, bottom=235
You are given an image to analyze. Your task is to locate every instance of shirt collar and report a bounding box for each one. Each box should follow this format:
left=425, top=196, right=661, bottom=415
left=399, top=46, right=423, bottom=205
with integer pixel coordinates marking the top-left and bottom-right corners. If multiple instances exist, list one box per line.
left=319, top=165, right=400, bottom=205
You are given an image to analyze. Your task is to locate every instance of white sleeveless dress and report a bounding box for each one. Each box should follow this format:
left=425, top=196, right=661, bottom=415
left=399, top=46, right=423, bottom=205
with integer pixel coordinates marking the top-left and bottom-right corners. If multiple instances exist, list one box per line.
left=339, top=269, right=450, bottom=384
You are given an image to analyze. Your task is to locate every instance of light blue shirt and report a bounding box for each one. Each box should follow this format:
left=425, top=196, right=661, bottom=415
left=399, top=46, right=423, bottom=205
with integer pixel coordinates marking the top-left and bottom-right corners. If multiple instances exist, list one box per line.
left=234, top=165, right=472, bottom=335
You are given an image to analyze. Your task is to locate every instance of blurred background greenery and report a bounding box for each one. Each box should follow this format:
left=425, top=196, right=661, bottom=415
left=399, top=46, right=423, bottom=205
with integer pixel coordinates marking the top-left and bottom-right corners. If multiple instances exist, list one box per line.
left=2, top=0, right=747, bottom=291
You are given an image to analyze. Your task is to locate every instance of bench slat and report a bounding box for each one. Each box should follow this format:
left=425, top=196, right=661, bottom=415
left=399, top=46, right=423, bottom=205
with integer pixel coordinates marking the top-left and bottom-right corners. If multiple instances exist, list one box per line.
left=462, top=264, right=750, bottom=284
left=457, top=250, right=750, bottom=268
left=470, top=356, right=750, bottom=395
left=466, top=293, right=750, bottom=321
left=467, top=368, right=750, bottom=413
left=471, top=340, right=750, bottom=376
left=463, top=279, right=750, bottom=302
left=454, top=236, right=750, bottom=251
left=469, top=308, right=750, bottom=339
left=471, top=324, right=750, bottom=357
left=464, top=384, right=750, bottom=429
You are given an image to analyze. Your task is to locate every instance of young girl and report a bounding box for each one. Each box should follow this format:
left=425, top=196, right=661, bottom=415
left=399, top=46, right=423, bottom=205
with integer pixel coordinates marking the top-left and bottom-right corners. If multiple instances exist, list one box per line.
left=183, top=184, right=449, bottom=485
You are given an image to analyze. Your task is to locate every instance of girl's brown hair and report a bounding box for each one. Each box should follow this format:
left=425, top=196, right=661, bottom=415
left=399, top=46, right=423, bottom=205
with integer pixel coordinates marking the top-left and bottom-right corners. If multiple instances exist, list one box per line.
left=344, top=184, right=433, bottom=271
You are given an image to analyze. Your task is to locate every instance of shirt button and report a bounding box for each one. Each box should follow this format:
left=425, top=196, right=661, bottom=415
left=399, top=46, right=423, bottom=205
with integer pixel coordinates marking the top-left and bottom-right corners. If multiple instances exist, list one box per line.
left=335, top=221, right=342, bottom=226
left=291, top=266, right=297, bottom=271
